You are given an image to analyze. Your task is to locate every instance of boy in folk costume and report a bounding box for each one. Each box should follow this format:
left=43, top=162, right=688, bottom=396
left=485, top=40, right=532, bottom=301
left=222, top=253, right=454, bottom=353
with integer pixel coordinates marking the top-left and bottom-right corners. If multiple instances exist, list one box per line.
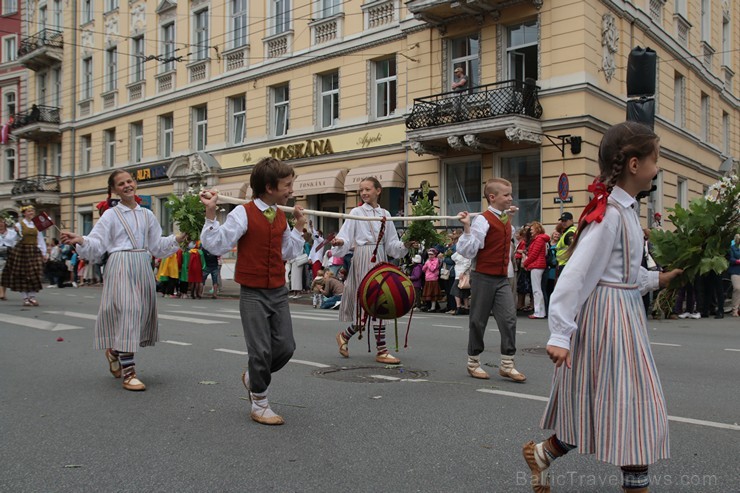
left=457, top=178, right=526, bottom=382
left=200, top=157, right=306, bottom=426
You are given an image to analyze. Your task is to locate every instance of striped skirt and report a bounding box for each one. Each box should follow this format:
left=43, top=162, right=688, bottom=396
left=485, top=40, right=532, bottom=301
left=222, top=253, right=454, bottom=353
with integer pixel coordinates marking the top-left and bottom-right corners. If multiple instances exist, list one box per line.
left=94, top=251, right=158, bottom=353
left=540, top=283, right=669, bottom=466
left=0, top=244, right=44, bottom=293
left=339, top=245, right=386, bottom=323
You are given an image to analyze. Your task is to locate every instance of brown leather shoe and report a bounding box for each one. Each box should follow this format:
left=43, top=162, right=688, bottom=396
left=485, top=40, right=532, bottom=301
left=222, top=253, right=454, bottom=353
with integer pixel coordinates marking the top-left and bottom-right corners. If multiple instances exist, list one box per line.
left=122, top=370, right=146, bottom=391
left=105, top=349, right=121, bottom=378
left=336, top=332, right=349, bottom=358
left=522, top=441, right=551, bottom=492
left=250, top=398, right=285, bottom=425
left=467, top=366, right=490, bottom=379
left=375, top=352, right=401, bottom=364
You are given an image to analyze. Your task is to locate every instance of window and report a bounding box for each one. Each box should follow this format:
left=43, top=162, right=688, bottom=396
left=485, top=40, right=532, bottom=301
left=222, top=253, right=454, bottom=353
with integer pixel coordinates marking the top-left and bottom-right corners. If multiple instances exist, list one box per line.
left=444, top=159, right=481, bottom=226
left=82, top=57, right=93, bottom=100
left=52, top=67, right=61, bottom=107
left=38, top=146, right=48, bottom=175
left=104, top=128, right=116, bottom=167
left=319, top=0, right=340, bottom=18
left=723, top=111, right=730, bottom=154
left=673, top=73, right=685, bottom=126
left=53, top=143, right=62, bottom=176
left=701, top=0, right=711, bottom=42
left=193, top=106, right=207, bottom=151
left=80, top=212, right=93, bottom=235
left=39, top=5, right=47, bottom=31
left=2, top=36, right=16, bottom=63
left=159, top=197, right=173, bottom=235
left=160, top=114, right=174, bottom=158
left=161, top=23, right=176, bottom=72
left=450, top=34, right=480, bottom=88
left=271, top=85, right=289, bottom=136
left=81, top=135, right=92, bottom=172
left=106, top=47, right=118, bottom=91
left=3, top=0, right=18, bottom=15
left=232, top=0, right=248, bottom=48
left=132, top=36, right=145, bottom=82
left=3, top=91, right=15, bottom=121
left=500, top=153, right=541, bottom=226
left=722, top=16, right=731, bottom=67
left=508, top=20, right=539, bottom=82
left=4, top=148, right=15, bottom=182
left=193, top=9, right=209, bottom=61
left=320, top=72, right=339, bottom=129
left=82, top=0, right=93, bottom=23
left=131, top=122, right=144, bottom=163
left=273, top=0, right=290, bottom=34
left=677, top=177, right=688, bottom=208
left=37, top=72, right=48, bottom=105
left=52, top=0, right=62, bottom=30
left=701, top=92, right=710, bottom=141
left=229, top=96, right=246, bottom=144
left=373, top=58, right=396, bottom=118
left=106, top=0, right=118, bottom=12
left=674, top=0, right=686, bottom=16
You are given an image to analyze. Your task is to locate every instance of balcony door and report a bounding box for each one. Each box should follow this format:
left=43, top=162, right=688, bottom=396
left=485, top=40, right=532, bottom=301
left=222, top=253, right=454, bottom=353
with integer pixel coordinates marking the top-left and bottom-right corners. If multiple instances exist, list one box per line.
left=449, top=34, right=479, bottom=89
left=507, top=20, right=538, bottom=82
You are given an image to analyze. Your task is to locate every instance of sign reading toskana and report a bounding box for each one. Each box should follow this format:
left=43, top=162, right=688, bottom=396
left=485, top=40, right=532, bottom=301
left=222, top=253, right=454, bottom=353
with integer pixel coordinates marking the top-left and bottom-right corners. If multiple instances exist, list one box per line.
left=268, top=139, right=334, bottom=161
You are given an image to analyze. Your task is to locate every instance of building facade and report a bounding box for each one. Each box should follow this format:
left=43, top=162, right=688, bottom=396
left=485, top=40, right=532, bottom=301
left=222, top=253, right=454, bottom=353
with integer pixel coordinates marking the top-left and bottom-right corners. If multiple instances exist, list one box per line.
left=7, top=0, right=740, bottom=238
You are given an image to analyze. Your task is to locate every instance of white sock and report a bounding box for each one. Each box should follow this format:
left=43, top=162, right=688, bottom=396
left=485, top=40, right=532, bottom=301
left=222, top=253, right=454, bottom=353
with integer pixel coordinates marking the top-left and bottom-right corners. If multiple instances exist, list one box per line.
left=250, top=393, right=279, bottom=418
left=431, top=302, right=437, bottom=310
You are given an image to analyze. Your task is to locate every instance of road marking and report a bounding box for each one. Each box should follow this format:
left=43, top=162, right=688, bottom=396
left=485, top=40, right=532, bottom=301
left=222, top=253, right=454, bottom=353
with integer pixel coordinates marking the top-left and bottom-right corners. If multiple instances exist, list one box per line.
left=370, top=375, right=428, bottom=382
left=291, top=314, right=336, bottom=321
left=650, top=342, right=681, bottom=347
left=171, top=310, right=241, bottom=320
left=478, top=389, right=740, bottom=430
left=158, top=314, right=226, bottom=324
left=4, top=314, right=83, bottom=331
left=66, top=294, right=76, bottom=297
left=433, top=324, right=462, bottom=329
left=214, top=348, right=248, bottom=355
left=83, top=296, right=96, bottom=299
left=290, top=359, right=331, bottom=368
left=724, top=348, right=740, bottom=352
left=516, top=331, right=527, bottom=334
left=162, top=340, right=192, bottom=346
left=46, top=310, right=97, bottom=320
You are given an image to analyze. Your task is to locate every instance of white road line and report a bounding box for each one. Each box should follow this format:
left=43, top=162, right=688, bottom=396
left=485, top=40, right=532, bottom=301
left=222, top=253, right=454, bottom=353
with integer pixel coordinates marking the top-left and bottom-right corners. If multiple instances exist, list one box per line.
left=66, top=294, right=76, bottom=297
left=171, top=310, right=241, bottom=320
left=83, top=296, right=96, bottom=299
left=724, top=348, right=740, bottom=352
left=289, top=359, right=331, bottom=368
left=516, top=331, right=527, bottom=334
left=3, top=314, right=83, bottom=332
left=650, top=342, right=681, bottom=347
left=162, top=340, right=192, bottom=346
left=214, top=348, right=248, bottom=355
left=291, top=314, right=336, bottom=321
left=478, top=389, right=740, bottom=430
left=158, top=314, right=226, bottom=324
left=369, top=375, right=428, bottom=382
left=46, top=310, right=97, bottom=320
left=433, top=324, right=463, bottom=329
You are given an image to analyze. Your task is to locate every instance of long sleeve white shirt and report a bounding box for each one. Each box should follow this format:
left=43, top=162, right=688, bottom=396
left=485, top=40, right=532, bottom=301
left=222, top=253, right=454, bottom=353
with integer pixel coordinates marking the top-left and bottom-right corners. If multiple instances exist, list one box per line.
left=200, top=198, right=304, bottom=260
left=456, top=206, right=516, bottom=279
left=16, top=219, right=47, bottom=255
left=547, top=186, right=660, bottom=350
left=76, top=204, right=179, bottom=263
left=331, top=203, right=407, bottom=259
left=0, top=228, right=19, bottom=250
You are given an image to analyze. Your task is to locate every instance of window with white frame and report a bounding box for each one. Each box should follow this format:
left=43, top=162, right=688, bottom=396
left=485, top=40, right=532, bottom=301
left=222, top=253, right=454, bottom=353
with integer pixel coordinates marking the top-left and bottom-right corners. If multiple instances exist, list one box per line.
left=53, top=143, right=62, bottom=175
left=3, top=91, right=16, bottom=121
left=193, top=106, right=208, bottom=151
left=500, top=153, right=542, bottom=226
left=723, top=111, right=730, bottom=155
left=37, top=72, right=48, bottom=105
left=82, top=57, right=93, bottom=99
left=273, top=0, right=290, bottom=35
left=104, top=128, right=116, bottom=167
left=2, top=36, right=16, bottom=63
left=3, top=0, right=18, bottom=15
left=132, top=36, right=145, bottom=82
left=106, top=47, right=118, bottom=91
left=106, top=0, right=118, bottom=12
left=193, top=9, right=209, bottom=61
left=4, top=148, right=15, bottom=181
left=232, top=0, right=248, bottom=48
left=272, top=85, right=289, bottom=136
left=319, top=0, right=340, bottom=18
left=674, top=73, right=685, bottom=126
left=81, top=135, right=92, bottom=172
left=229, top=96, right=246, bottom=144
left=507, top=20, right=539, bottom=82
left=443, top=159, right=481, bottom=227
left=38, top=146, right=48, bottom=175
left=450, top=34, right=479, bottom=89
left=52, top=67, right=61, bottom=107
left=80, top=211, right=93, bottom=235
left=161, top=23, right=176, bottom=72
left=676, top=177, right=688, bottom=208
left=701, top=92, right=710, bottom=141
left=131, top=122, right=144, bottom=163
left=372, top=58, right=396, bottom=119
left=39, top=5, right=47, bottom=31
left=722, top=16, right=731, bottom=67
left=82, top=0, right=93, bottom=23
left=320, top=72, right=339, bottom=129
left=52, top=0, right=62, bottom=30
left=701, top=0, right=711, bottom=43
left=160, top=114, right=174, bottom=158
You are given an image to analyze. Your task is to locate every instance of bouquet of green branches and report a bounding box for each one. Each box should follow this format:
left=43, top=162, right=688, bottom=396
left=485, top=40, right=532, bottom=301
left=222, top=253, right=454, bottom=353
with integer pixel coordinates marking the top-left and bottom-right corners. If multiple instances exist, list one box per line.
left=651, top=173, right=740, bottom=287
left=402, top=183, right=444, bottom=252
left=165, top=187, right=208, bottom=241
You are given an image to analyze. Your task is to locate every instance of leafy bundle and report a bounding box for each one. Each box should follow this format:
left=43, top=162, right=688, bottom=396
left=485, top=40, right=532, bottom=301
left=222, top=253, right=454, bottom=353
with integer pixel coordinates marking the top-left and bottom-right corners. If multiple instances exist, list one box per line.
left=165, top=190, right=206, bottom=241
left=650, top=174, right=740, bottom=285
left=402, top=185, right=444, bottom=251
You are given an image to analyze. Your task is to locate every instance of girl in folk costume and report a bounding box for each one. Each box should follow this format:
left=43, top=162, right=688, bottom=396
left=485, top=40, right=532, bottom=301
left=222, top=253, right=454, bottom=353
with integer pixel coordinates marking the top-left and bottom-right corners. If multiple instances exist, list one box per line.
left=1, top=205, right=47, bottom=306
left=522, top=122, right=683, bottom=493
left=62, top=170, right=185, bottom=391
left=333, top=177, right=415, bottom=365
left=0, top=218, right=20, bottom=300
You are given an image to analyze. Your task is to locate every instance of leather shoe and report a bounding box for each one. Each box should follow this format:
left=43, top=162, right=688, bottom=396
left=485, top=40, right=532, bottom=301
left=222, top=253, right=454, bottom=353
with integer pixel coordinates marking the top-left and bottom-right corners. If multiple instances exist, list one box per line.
left=375, top=352, right=400, bottom=364
left=499, top=367, right=527, bottom=382
left=122, top=371, right=146, bottom=391
left=467, top=366, right=490, bottom=379
left=522, top=441, right=551, bottom=492
left=336, top=332, right=349, bottom=358
left=105, top=349, right=121, bottom=378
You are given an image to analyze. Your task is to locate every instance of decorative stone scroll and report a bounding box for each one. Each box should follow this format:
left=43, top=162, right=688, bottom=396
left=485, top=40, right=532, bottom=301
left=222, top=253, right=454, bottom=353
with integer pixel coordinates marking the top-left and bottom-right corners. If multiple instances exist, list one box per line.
left=601, top=13, right=619, bottom=83
left=505, top=126, right=542, bottom=145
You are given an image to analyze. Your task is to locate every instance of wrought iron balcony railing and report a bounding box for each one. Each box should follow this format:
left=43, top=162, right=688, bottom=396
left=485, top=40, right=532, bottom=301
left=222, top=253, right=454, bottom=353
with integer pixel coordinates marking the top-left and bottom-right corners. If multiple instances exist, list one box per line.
left=405, top=79, right=543, bottom=130
left=17, top=29, right=64, bottom=58
left=12, top=175, right=61, bottom=195
left=11, top=105, right=61, bottom=129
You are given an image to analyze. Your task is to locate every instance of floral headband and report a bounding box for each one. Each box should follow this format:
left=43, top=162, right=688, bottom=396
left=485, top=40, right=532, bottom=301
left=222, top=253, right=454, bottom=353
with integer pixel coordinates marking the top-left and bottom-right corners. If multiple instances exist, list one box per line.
left=20, top=205, right=35, bottom=212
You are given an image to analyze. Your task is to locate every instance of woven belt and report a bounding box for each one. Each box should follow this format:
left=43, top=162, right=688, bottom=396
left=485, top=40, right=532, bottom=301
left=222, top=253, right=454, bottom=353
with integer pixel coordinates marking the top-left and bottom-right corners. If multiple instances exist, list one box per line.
left=597, top=281, right=638, bottom=290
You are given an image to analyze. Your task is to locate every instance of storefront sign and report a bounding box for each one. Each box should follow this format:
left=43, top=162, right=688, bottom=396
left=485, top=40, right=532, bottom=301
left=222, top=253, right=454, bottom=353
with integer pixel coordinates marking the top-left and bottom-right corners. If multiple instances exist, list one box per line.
left=134, top=164, right=168, bottom=182
left=269, top=139, right=334, bottom=161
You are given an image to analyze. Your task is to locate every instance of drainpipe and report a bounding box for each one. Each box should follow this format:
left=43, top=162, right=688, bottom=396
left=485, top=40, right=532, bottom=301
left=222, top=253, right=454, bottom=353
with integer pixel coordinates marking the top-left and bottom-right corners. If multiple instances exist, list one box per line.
left=68, top=6, right=77, bottom=230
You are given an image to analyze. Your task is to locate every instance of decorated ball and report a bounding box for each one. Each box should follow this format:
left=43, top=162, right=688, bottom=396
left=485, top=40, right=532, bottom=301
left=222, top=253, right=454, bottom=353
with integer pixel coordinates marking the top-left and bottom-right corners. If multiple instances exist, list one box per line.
left=358, top=263, right=416, bottom=320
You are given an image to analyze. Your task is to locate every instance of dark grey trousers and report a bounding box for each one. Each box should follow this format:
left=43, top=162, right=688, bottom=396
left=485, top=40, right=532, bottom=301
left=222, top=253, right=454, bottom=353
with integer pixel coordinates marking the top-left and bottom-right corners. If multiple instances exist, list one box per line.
left=239, top=285, right=296, bottom=394
left=467, top=271, right=517, bottom=357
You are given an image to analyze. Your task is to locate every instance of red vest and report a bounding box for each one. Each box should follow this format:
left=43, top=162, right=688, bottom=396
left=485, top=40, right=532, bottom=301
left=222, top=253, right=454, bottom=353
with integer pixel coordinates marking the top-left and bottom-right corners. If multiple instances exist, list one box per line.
left=474, top=210, right=511, bottom=277
left=234, top=202, right=287, bottom=289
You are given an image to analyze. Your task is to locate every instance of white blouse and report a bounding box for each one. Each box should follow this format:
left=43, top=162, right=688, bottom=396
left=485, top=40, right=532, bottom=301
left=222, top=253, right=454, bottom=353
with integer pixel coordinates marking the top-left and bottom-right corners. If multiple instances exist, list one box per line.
left=200, top=198, right=304, bottom=260
left=16, top=219, right=47, bottom=255
left=331, top=203, right=407, bottom=259
left=456, top=206, right=515, bottom=260
left=0, top=228, right=19, bottom=249
left=547, top=186, right=659, bottom=350
left=76, top=203, right=179, bottom=263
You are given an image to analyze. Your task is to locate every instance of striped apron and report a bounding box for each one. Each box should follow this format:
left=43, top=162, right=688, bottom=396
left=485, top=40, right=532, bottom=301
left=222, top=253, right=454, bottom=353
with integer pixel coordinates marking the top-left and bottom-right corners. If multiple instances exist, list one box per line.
left=339, top=244, right=386, bottom=323
left=540, top=203, right=669, bottom=466
left=94, top=208, right=158, bottom=352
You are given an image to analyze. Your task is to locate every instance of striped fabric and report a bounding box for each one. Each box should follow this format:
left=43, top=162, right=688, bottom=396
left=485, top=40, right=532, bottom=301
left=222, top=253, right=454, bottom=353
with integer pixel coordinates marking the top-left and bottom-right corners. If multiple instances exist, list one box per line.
left=339, top=244, right=385, bottom=323
left=94, top=251, right=158, bottom=352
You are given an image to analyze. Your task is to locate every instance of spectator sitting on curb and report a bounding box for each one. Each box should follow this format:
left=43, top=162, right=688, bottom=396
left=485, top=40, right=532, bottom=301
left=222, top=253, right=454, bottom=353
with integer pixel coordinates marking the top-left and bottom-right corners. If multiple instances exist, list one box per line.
left=320, top=269, right=344, bottom=309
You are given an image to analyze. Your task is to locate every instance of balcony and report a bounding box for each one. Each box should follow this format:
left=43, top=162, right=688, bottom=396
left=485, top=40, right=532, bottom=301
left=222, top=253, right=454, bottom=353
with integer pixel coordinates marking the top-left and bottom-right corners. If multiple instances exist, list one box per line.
left=17, top=29, right=63, bottom=71
left=11, top=105, right=62, bottom=142
left=406, top=80, right=543, bottom=155
left=11, top=175, right=61, bottom=206
left=406, top=0, right=541, bottom=24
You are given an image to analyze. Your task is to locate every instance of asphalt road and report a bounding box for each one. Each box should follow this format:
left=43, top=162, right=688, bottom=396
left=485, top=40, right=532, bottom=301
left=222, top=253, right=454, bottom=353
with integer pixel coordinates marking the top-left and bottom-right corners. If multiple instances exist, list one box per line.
left=1, top=287, right=739, bottom=493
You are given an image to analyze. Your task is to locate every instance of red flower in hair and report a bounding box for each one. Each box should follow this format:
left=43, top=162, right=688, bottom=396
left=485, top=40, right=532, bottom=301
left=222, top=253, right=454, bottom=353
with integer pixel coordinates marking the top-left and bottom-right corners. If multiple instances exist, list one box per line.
left=578, top=181, right=610, bottom=225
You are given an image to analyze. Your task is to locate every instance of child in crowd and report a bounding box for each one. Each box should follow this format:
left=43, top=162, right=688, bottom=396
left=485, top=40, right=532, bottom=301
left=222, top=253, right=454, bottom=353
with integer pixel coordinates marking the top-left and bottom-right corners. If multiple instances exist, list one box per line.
left=311, top=268, right=326, bottom=308
left=421, top=248, right=442, bottom=312
left=408, top=254, right=424, bottom=309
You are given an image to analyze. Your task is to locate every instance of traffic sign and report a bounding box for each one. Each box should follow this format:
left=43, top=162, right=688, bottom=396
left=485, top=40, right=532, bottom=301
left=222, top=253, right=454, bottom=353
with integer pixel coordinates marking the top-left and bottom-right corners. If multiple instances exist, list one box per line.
left=557, top=173, right=569, bottom=201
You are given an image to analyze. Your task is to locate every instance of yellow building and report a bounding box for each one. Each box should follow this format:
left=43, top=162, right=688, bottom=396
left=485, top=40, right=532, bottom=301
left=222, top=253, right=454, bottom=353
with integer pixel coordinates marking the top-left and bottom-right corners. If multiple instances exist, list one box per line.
left=6, top=0, right=739, bottom=237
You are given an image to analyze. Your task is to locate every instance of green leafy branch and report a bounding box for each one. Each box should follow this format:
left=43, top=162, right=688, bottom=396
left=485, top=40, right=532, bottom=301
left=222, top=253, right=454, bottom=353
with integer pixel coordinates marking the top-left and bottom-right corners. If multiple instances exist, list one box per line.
left=402, top=184, right=444, bottom=252
left=165, top=191, right=207, bottom=241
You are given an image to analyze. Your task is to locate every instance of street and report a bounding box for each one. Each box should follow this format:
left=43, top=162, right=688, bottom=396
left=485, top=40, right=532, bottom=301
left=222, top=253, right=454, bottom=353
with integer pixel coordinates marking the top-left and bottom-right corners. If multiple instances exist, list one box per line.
left=1, top=286, right=739, bottom=493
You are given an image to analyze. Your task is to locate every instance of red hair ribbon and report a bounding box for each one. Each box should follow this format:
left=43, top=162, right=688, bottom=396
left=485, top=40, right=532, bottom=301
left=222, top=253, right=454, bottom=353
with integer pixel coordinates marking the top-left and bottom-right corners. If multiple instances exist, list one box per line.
left=96, top=195, right=143, bottom=215
left=578, top=181, right=610, bottom=225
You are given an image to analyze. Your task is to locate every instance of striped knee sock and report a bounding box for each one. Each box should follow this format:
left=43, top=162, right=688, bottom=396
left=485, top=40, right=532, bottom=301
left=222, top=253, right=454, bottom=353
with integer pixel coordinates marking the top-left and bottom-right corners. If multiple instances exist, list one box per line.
left=342, top=324, right=359, bottom=341
left=374, top=325, right=387, bottom=354
left=622, top=465, right=649, bottom=490
left=118, top=352, right=135, bottom=376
